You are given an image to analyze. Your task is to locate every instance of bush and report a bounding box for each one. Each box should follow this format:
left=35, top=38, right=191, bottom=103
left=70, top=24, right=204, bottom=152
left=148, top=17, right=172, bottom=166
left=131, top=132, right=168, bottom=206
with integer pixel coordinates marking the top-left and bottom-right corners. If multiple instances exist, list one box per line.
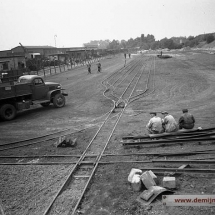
left=206, top=34, right=214, bottom=44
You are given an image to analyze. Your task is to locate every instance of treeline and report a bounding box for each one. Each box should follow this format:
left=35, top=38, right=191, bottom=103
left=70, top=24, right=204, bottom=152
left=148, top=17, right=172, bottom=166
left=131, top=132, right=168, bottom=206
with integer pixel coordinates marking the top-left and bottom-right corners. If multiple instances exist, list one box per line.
left=87, top=32, right=215, bottom=50
left=107, top=34, right=183, bottom=50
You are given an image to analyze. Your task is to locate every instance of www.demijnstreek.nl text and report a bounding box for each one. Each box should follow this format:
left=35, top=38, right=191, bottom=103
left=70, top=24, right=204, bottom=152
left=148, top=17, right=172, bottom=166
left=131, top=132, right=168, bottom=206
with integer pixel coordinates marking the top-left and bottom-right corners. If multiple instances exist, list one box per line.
left=162, top=195, right=215, bottom=206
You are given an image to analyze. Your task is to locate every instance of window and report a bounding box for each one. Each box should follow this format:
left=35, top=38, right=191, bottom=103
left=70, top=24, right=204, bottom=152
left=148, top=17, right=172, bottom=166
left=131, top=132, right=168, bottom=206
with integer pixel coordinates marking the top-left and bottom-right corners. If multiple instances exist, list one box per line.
left=34, top=78, right=43, bottom=85
left=2, top=63, right=8, bottom=70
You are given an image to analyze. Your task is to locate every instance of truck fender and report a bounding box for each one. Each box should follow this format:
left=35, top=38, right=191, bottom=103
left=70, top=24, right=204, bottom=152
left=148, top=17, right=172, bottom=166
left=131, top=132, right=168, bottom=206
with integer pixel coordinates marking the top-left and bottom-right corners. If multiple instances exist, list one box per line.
left=46, top=89, right=62, bottom=101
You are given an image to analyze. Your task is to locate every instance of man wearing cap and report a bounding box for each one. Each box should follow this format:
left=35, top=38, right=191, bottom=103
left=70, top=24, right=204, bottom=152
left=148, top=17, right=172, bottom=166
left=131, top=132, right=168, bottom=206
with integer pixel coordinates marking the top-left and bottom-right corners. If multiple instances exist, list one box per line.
left=178, top=109, right=195, bottom=129
left=161, top=111, right=178, bottom=133
left=146, top=112, right=164, bottom=134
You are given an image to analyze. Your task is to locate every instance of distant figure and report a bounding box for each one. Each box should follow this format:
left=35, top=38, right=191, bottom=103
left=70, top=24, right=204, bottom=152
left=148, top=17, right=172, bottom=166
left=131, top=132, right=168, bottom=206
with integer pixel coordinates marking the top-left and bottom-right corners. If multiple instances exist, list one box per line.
left=146, top=112, right=164, bottom=134
left=87, top=63, right=91, bottom=74
left=161, top=51, right=163, bottom=56
left=124, top=53, right=126, bottom=59
left=161, top=111, right=178, bottom=133
left=97, top=61, right=101, bottom=72
left=129, top=53, right=131, bottom=58
left=178, top=109, right=195, bottom=129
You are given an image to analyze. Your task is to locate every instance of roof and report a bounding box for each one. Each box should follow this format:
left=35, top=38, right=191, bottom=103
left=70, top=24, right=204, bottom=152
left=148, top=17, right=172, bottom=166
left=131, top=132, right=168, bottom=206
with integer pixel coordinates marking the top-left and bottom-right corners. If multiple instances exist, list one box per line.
left=18, top=75, right=41, bottom=83
left=48, top=53, right=68, bottom=56
left=19, top=75, right=39, bottom=79
left=0, top=50, right=11, bottom=53
left=12, top=46, right=56, bottom=50
left=24, top=46, right=56, bottom=49
left=0, top=55, right=25, bottom=59
left=0, top=60, right=10, bottom=63
left=66, top=49, right=86, bottom=52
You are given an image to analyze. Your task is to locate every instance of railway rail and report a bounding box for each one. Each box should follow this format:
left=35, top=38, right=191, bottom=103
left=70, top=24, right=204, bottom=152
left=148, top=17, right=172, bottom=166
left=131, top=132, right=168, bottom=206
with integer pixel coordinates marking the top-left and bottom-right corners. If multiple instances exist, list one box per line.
left=39, top=56, right=154, bottom=215
left=1, top=55, right=214, bottom=215
left=0, top=58, right=139, bottom=151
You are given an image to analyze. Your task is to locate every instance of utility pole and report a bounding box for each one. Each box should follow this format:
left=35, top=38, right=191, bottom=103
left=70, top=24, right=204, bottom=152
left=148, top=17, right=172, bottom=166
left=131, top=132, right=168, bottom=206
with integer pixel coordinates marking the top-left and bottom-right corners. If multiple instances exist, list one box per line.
left=19, top=42, right=27, bottom=57
left=54, top=35, right=57, bottom=47
left=19, top=43, right=28, bottom=74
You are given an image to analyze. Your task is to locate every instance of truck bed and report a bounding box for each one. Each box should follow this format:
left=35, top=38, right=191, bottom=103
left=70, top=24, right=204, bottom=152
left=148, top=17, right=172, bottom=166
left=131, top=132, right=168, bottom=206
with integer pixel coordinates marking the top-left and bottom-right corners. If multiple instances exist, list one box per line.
left=0, top=83, right=32, bottom=100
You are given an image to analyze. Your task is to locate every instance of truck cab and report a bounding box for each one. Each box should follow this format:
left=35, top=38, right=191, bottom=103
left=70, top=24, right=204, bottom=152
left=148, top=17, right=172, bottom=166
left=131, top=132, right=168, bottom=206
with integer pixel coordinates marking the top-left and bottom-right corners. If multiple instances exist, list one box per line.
left=0, top=75, right=68, bottom=120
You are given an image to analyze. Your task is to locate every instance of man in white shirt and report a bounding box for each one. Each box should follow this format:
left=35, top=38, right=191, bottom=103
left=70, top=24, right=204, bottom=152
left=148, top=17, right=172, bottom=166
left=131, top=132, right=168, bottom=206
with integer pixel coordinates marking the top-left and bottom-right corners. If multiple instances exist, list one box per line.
left=146, top=112, right=164, bottom=134
left=161, top=111, right=178, bottom=133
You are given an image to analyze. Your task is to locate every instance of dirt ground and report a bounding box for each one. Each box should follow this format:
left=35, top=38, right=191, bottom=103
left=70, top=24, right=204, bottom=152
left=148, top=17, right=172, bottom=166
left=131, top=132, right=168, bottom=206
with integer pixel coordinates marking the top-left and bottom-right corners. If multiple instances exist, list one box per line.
left=0, top=51, right=215, bottom=215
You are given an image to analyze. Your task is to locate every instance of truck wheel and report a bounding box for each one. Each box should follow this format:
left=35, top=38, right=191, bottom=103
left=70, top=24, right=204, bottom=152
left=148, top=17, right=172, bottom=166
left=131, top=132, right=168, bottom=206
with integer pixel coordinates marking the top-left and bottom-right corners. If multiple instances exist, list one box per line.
left=41, top=102, right=50, bottom=107
left=0, top=104, right=17, bottom=120
left=53, top=94, right=65, bottom=108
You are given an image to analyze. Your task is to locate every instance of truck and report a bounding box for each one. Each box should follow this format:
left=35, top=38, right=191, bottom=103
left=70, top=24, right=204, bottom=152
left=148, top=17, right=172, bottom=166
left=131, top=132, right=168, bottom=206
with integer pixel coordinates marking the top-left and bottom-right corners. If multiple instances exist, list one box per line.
left=0, top=75, right=68, bottom=120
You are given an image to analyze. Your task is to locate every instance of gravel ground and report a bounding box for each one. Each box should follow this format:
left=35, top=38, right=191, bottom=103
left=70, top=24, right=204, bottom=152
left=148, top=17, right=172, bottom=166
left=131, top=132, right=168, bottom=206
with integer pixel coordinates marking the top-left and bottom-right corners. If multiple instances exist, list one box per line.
left=0, top=52, right=215, bottom=215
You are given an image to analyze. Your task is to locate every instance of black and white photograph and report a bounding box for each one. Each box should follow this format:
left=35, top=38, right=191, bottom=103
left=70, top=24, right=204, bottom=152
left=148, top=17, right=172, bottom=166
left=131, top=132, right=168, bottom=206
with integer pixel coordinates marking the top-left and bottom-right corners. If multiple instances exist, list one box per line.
left=0, top=0, right=215, bottom=214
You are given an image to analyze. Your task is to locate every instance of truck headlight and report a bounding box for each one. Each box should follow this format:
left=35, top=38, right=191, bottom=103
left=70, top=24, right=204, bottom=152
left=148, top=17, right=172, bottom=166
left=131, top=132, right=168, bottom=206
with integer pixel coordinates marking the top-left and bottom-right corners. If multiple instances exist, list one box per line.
left=57, top=85, right=62, bottom=89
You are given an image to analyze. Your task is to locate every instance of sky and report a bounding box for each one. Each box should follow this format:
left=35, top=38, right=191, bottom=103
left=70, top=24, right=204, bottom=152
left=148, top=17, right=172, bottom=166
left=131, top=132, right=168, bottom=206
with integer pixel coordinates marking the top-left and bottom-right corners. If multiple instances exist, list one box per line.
left=0, top=0, right=215, bottom=50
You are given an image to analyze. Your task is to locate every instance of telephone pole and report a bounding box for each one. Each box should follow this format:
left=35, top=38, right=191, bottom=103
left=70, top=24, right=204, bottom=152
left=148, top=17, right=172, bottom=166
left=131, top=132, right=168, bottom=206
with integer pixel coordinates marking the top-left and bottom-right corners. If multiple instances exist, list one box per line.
left=54, top=35, right=57, bottom=47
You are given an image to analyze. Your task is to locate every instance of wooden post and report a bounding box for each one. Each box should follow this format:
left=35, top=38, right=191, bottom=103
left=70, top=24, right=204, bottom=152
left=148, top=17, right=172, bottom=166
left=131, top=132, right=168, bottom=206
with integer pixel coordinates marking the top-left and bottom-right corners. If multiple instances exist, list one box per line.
left=70, top=57, right=72, bottom=69
left=50, top=62, right=52, bottom=75
left=43, top=65, right=46, bottom=76
left=54, top=60, right=56, bottom=74
left=59, top=64, right=62, bottom=73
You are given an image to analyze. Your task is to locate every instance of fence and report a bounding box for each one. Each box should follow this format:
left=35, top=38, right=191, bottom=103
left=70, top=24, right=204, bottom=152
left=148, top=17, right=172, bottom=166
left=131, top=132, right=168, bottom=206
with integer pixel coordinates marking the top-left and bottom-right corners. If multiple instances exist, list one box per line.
left=0, top=54, right=115, bottom=83
left=34, top=56, right=106, bottom=77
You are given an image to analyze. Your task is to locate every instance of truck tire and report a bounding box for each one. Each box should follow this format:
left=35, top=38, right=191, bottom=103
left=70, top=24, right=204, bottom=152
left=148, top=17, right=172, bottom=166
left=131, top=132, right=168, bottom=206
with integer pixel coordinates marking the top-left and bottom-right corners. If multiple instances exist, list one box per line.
left=41, top=102, right=50, bottom=107
left=0, top=104, right=17, bottom=120
left=53, top=93, right=65, bottom=108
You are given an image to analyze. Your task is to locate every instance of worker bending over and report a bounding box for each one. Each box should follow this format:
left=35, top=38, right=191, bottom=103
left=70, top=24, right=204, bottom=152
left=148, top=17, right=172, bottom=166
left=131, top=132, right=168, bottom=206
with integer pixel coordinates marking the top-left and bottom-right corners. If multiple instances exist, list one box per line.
left=146, top=112, right=164, bottom=134
left=161, top=111, right=178, bottom=133
left=178, top=109, right=195, bottom=129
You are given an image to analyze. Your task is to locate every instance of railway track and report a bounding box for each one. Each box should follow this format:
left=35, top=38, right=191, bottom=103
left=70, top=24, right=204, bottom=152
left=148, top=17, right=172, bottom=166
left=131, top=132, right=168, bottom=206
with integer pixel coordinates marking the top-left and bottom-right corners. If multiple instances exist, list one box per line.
left=36, top=56, right=153, bottom=215
left=0, top=55, right=153, bottom=214
left=0, top=58, right=139, bottom=152
left=2, top=55, right=213, bottom=215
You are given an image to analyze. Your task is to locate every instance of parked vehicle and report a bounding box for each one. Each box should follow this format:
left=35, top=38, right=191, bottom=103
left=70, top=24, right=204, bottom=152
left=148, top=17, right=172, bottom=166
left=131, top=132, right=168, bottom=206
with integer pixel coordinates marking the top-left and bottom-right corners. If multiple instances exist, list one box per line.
left=0, top=75, right=68, bottom=120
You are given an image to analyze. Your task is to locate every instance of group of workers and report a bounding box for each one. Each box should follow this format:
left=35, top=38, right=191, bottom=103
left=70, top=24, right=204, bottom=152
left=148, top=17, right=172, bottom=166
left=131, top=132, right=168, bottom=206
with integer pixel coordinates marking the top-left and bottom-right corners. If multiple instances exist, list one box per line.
left=146, top=109, right=195, bottom=134
left=87, top=61, right=101, bottom=74
left=88, top=53, right=131, bottom=74
left=124, top=53, right=131, bottom=59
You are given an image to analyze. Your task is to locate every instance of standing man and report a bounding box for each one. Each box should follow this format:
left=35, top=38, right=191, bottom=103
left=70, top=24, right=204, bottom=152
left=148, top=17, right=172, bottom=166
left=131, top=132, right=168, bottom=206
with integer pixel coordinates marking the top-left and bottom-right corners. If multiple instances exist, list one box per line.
left=161, top=111, right=178, bottom=133
left=146, top=112, right=164, bottom=134
left=97, top=61, right=101, bottom=73
left=87, top=63, right=91, bottom=74
left=129, top=53, right=131, bottom=58
left=178, top=109, right=195, bottom=129
left=124, top=53, right=127, bottom=67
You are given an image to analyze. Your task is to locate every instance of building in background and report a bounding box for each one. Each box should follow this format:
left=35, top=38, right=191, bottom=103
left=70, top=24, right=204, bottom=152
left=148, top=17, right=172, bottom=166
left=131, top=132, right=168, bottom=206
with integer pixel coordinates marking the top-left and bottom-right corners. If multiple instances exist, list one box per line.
left=11, top=45, right=58, bottom=59
left=0, top=55, right=26, bottom=71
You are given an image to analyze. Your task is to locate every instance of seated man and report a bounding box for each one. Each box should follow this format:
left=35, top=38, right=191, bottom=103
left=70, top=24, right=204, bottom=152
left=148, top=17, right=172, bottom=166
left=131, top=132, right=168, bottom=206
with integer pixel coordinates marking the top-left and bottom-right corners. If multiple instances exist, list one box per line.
left=178, top=109, right=195, bottom=129
left=146, top=112, right=164, bottom=134
left=161, top=111, right=178, bottom=133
